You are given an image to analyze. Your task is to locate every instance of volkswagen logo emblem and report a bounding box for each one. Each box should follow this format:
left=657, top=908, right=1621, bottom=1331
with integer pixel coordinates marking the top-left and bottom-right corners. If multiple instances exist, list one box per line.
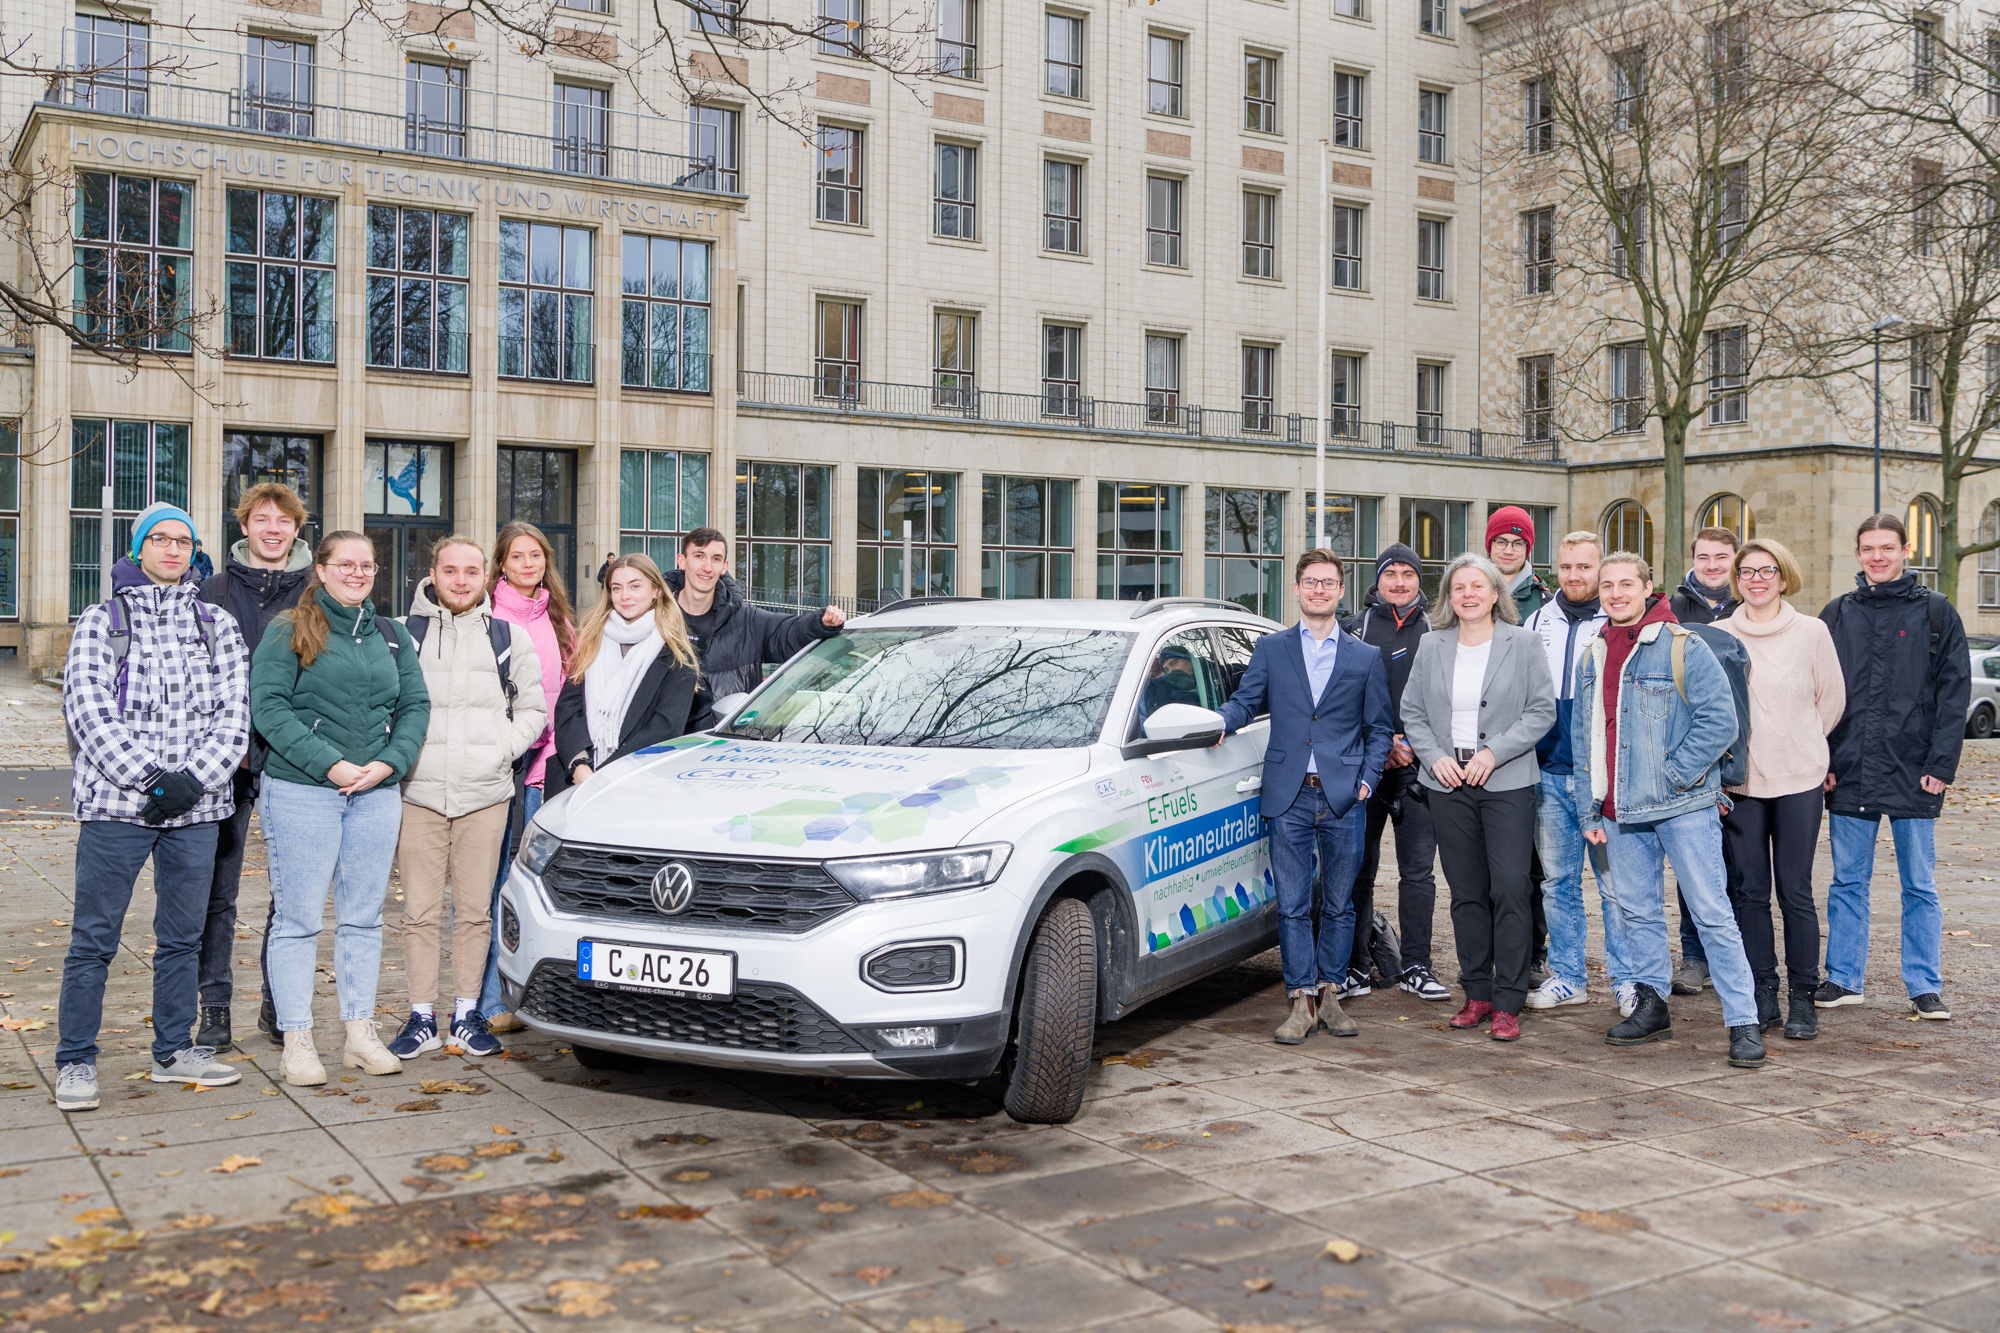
left=650, top=861, right=697, bottom=916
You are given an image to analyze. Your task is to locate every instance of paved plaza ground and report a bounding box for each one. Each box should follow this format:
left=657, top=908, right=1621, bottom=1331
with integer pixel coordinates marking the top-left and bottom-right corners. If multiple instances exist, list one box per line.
left=0, top=682, right=1997, bottom=1332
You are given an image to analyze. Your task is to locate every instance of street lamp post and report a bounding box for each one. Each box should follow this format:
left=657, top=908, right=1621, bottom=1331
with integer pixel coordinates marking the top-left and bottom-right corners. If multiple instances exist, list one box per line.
left=1313, top=140, right=1330, bottom=547
left=1872, top=315, right=1906, bottom=516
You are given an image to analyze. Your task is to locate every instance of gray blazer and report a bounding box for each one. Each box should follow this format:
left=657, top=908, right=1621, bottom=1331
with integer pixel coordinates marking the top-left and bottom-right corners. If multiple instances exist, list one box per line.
left=1402, top=623, right=1559, bottom=793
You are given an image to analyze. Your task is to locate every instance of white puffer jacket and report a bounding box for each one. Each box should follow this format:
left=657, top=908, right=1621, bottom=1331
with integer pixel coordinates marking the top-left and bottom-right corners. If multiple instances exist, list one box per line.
left=400, top=580, right=547, bottom=818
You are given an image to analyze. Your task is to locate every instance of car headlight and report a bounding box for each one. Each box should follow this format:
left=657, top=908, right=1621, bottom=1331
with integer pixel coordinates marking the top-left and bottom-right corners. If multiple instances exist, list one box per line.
left=518, top=824, right=563, bottom=878
left=824, top=843, right=1011, bottom=902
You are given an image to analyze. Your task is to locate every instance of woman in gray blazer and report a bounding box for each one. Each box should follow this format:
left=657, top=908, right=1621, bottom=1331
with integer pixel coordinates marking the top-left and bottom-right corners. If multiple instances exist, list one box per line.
left=1402, top=554, right=1559, bottom=1040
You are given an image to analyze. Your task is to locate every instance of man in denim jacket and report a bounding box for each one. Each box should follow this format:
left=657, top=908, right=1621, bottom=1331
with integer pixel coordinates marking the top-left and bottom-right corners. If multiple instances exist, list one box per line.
left=1573, top=552, right=1766, bottom=1069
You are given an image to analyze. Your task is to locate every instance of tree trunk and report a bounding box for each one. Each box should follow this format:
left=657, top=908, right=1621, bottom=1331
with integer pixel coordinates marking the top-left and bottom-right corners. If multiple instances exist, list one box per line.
left=1940, top=461, right=1963, bottom=604
left=1660, top=412, right=1689, bottom=590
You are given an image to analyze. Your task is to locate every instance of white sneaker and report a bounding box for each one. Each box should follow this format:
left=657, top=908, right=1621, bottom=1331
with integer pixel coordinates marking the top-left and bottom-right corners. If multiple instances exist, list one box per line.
left=1615, top=982, right=1638, bottom=1018
left=1523, top=976, right=1586, bottom=1010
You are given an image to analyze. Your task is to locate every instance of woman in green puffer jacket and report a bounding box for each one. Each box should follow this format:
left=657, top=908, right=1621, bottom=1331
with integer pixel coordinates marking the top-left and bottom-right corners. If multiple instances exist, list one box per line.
left=250, top=531, right=430, bottom=1088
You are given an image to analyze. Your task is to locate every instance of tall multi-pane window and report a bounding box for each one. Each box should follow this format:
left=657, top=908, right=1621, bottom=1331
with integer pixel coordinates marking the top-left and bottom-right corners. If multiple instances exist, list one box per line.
left=363, top=440, right=454, bottom=617
left=223, top=432, right=322, bottom=552
left=1989, top=34, right=2000, bottom=116
left=815, top=125, right=864, bottom=224
left=938, top=0, right=977, bottom=76
left=1145, top=334, right=1182, bottom=423
left=1908, top=496, right=1942, bottom=587
left=1522, top=355, right=1554, bottom=441
left=818, top=0, right=866, bottom=55
left=1334, top=0, right=1365, bottom=16
left=689, top=105, right=741, bottom=192
left=934, top=142, right=977, bottom=239
left=1043, top=323, right=1083, bottom=416
left=244, top=36, right=314, bottom=137
left=1418, top=89, right=1448, bottom=162
left=69, top=419, right=190, bottom=613
left=814, top=298, right=863, bottom=398
left=1914, top=159, right=1943, bottom=257
left=1417, top=217, right=1446, bottom=300
left=1244, top=53, right=1279, bottom=133
left=405, top=61, right=466, bottom=157
left=1980, top=501, right=2000, bottom=606
left=1148, top=34, right=1184, bottom=116
left=1525, top=78, right=1554, bottom=152
left=1046, top=13, right=1085, bottom=97
left=1610, top=343, right=1647, bottom=432
left=1400, top=498, right=1470, bottom=597
left=689, top=0, right=741, bottom=33
left=1243, top=191, right=1275, bottom=278
left=1097, top=483, right=1183, bottom=601
left=1206, top=489, right=1285, bottom=618
left=498, top=220, right=591, bottom=382
left=0, top=423, right=15, bottom=618
left=1044, top=160, right=1083, bottom=252
left=1415, top=364, right=1446, bottom=443
left=368, top=206, right=469, bottom=373
left=620, top=235, right=711, bottom=392
left=1333, top=73, right=1365, bottom=148
left=228, top=190, right=335, bottom=363
left=1612, top=188, right=1647, bottom=277
left=1602, top=499, right=1655, bottom=565
left=619, top=449, right=709, bottom=567
left=1913, top=16, right=1940, bottom=96
left=982, top=476, right=1074, bottom=598
left=1309, top=492, right=1379, bottom=610
left=1330, top=353, right=1364, bottom=436
left=1419, top=0, right=1447, bottom=36
left=1707, top=326, right=1748, bottom=424
left=1146, top=175, right=1183, bottom=266
left=72, top=16, right=149, bottom=114
left=735, top=462, right=833, bottom=607
left=553, top=82, right=609, bottom=176
left=1910, top=339, right=1935, bottom=422
left=73, top=174, right=192, bottom=352
left=858, top=470, right=958, bottom=600
left=1331, top=205, right=1364, bottom=289
left=1241, top=345, right=1276, bottom=432
left=934, top=311, right=976, bottom=407
left=1709, top=20, right=1745, bottom=104
left=1715, top=161, right=1748, bottom=253
left=1613, top=52, right=1645, bottom=129
left=1523, top=207, right=1554, bottom=294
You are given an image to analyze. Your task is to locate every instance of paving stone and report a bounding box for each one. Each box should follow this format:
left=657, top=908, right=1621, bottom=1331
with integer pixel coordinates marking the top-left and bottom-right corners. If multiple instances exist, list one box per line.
left=1193, top=1140, right=1459, bottom=1212
left=1922, top=1195, right=2000, bottom=1243
left=1298, top=1173, right=1571, bottom=1259
left=843, top=1253, right=1179, bottom=1331
left=1768, top=1149, right=2000, bottom=1213
left=954, top=1157, right=1225, bottom=1231
left=787, top=1207, right=1059, bottom=1300
left=1347, top=1284, right=1577, bottom=1333
left=1533, top=1086, right=1762, bottom=1140
left=1294, top=1087, right=1500, bottom=1139
left=1483, top=1139, right=1746, bottom=1210
left=1683, top=1065, right=1878, bottom=1114
left=1434, top=1215, right=1714, bottom=1309
left=1436, top=1063, right=1650, bottom=1114
left=1637, top=1179, right=1890, bottom=1256
left=1760, top=1219, right=2000, bottom=1310
left=1565, top=1257, right=1891, bottom=1333
left=1132, top=1237, right=1452, bottom=1328
left=858, top=1121, right=1132, bottom=1185
left=1909, top=1278, right=2000, bottom=1332
left=1196, top=1062, right=1416, bottom=1109
left=1066, top=1083, right=1266, bottom=1140
left=1647, top=1112, right=1865, bottom=1174
left=1372, top=1113, right=1587, bottom=1172
left=1055, top=1197, right=1324, bottom=1270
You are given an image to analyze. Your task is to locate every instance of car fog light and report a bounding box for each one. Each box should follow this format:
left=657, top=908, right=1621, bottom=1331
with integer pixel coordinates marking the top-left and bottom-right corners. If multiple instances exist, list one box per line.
left=499, top=899, right=519, bottom=953
left=875, top=1026, right=939, bottom=1049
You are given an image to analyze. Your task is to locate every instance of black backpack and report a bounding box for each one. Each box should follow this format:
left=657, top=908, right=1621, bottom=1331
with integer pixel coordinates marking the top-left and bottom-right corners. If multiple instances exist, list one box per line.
left=401, top=614, right=519, bottom=720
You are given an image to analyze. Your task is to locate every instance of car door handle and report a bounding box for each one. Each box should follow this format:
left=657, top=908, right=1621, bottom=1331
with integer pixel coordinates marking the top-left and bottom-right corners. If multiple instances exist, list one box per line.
left=1236, top=777, right=1262, bottom=793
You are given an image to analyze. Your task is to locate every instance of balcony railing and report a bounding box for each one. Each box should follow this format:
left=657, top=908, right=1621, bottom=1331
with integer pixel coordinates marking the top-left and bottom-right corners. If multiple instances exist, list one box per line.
left=43, top=33, right=733, bottom=195
left=736, top=371, right=1562, bottom=463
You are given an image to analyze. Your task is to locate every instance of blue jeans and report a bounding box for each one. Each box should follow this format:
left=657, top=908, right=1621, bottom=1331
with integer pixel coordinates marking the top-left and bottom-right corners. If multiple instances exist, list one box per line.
left=1535, top=774, right=1632, bottom=991
left=479, top=783, right=542, bottom=1018
left=262, top=778, right=402, bottom=1031
left=1825, top=814, right=1942, bottom=998
left=1268, top=785, right=1366, bottom=994
left=59, top=819, right=220, bottom=1066
left=1600, top=806, right=1758, bottom=1028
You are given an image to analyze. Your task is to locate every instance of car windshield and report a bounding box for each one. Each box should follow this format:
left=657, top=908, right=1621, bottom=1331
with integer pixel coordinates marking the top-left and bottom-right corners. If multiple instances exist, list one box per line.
left=720, top=626, right=1135, bottom=749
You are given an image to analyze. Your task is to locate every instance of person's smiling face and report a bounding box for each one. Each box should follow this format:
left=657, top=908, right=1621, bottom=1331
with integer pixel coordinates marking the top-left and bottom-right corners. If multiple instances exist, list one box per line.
left=1599, top=561, right=1653, bottom=625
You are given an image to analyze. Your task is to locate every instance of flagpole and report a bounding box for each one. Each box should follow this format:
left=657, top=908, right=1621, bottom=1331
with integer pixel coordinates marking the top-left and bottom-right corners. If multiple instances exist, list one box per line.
left=1314, top=139, right=1329, bottom=548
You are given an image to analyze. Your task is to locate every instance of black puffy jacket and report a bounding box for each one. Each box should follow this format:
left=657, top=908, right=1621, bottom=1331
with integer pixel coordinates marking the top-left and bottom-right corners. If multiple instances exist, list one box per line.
left=662, top=570, right=841, bottom=698
left=1820, top=573, right=1971, bottom=820
left=1344, top=587, right=1430, bottom=733
left=199, top=539, right=313, bottom=771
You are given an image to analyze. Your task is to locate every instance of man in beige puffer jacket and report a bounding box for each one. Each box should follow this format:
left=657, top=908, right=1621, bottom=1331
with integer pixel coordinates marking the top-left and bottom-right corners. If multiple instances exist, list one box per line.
left=388, top=537, right=547, bottom=1058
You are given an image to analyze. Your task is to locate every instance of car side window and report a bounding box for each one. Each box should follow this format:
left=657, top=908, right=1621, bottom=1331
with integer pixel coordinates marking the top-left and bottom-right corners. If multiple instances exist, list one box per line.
left=1129, top=628, right=1227, bottom=739
left=1984, top=655, right=2000, bottom=680
left=1213, top=625, right=1269, bottom=716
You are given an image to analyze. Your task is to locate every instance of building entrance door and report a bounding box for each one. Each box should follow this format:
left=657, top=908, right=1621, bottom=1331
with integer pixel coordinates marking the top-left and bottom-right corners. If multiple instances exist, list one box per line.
left=363, top=439, right=454, bottom=617
left=498, top=446, right=578, bottom=594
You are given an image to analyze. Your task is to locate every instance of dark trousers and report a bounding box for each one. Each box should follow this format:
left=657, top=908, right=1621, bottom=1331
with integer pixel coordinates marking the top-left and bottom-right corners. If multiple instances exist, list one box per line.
left=1432, top=784, right=1538, bottom=1014
left=1678, top=889, right=1706, bottom=964
left=1722, top=788, right=1824, bottom=991
left=60, top=818, right=221, bottom=1066
left=1346, top=764, right=1437, bottom=975
left=196, top=768, right=261, bottom=1007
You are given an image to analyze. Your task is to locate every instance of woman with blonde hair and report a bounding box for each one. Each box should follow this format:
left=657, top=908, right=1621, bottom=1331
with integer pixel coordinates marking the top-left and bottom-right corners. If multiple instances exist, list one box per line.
left=552, top=554, right=710, bottom=792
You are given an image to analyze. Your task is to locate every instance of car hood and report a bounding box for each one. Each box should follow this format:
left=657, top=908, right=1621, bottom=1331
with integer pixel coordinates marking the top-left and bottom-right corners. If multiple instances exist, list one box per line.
left=540, top=734, right=1092, bottom=855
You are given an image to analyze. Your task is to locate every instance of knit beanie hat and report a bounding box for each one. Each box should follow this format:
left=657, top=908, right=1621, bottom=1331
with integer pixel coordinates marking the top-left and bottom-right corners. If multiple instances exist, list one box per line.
left=131, top=502, right=198, bottom=559
left=1485, top=505, right=1535, bottom=553
left=1374, top=542, right=1423, bottom=584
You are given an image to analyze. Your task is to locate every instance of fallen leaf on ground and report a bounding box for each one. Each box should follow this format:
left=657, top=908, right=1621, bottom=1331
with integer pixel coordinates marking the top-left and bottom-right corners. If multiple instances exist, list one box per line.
left=778, top=1184, right=818, bottom=1198
left=421, top=1154, right=471, bottom=1173
left=492, top=1124, right=516, bottom=1134
left=817, top=1201, right=857, bottom=1214
left=618, top=1203, right=709, bottom=1221
left=0, top=1019, right=46, bottom=1031
left=1221, top=1324, right=1295, bottom=1333
left=853, top=1264, right=897, bottom=1286
left=396, top=1099, right=441, bottom=1112
left=155, top=1168, right=184, bottom=1177
left=902, top=1321, right=967, bottom=1333
left=1321, top=1239, right=1362, bottom=1263
left=529, top=1227, right=583, bottom=1245
left=1725, top=1307, right=1812, bottom=1331
left=1321, top=1283, right=1369, bottom=1299
left=613, top=1257, right=660, bottom=1275
left=1947, top=930, right=1972, bottom=936
left=1099, top=1050, right=1163, bottom=1068
left=72, top=1207, right=120, bottom=1224
left=542, top=1147, right=565, bottom=1163
left=0, top=1167, right=26, bottom=1178
left=206, top=1154, right=262, bottom=1174
left=289, top=1192, right=373, bottom=1225
left=190, top=1256, right=258, bottom=1277
left=949, top=1151, right=1021, bottom=1175
left=402, top=1175, right=450, bottom=1193
left=419, top=1079, right=485, bottom=1095
left=547, top=1278, right=619, bottom=1316
left=1242, top=1276, right=1275, bottom=1293
left=669, top=1169, right=711, bottom=1183
left=259, top=1087, right=279, bottom=1096
left=1575, top=1210, right=1647, bottom=1233
left=392, top=1281, right=463, bottom=1313
left=881, top=1189, right=953, bottom=1209
left=364, top=1240, right=429, bottom=1270
left=475, top=1140, right=524, bottom=1157
left=743, top=1187, right=775, bottom=1200
left=224, top=1111, right=253, bottom=1120
left=133, top=1267, right=191, bottom=1288
left=169, top=1214, right=215, bottom=1230
left=455, top=1170, right=487, bottom=1182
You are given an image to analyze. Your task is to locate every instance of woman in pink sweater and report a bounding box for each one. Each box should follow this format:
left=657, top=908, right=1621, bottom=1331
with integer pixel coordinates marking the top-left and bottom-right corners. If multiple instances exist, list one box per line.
left=1717, top=537, right=1846, bottom=1042
left=477, top=521, right=576, bottom=1029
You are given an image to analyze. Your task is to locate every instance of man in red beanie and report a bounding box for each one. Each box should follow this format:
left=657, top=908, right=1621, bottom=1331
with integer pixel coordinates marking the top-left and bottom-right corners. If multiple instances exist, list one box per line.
left=1488, top=505, right=1552, bottom=624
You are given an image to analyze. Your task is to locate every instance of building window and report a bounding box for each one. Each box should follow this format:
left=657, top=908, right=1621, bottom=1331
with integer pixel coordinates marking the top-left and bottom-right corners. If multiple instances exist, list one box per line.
left=1525, top=78, right=1554, bottom=153
left=1335, top=0, right=1365, bottom=17
left=858, top=469, right=957, bottom=601
left=1913, top=16, right=1940, bottom=96
left=1610, top=342, right=1646, bottom=432
left=367, top=206, right=468, bottom=374
left=620, top=449, right=710, bottom=568
left=1613, top=52, right=1645, bottom=129
left=1046, top=12, right=1084, bottom=97
left=815, top=125, right=864, bottom=224
left=620, top=235, right=711, bottom=393
left=552, top=83, right=609, bottom=176
left=406, top=61, right=466, bottom=158
left=498, top=220, right=591, bottom=382
left=689, top=104, right=741, bottom=192
left=73, top=173, right=192, bottom=352
left=223, top=432, right=322, bottom=552
left=1910, top=340, right=1935, bottom=422
left=1333, top=72, right=1365, bottom=148
left=1914, top=160, right=1943, bottom=257
left=690, top=0, right=741, bottom=33
left=814, top=298, right=863, bottom=398
left=934, top=142, right=977, bottom=239
left=936, top=0, right=977, bottom=76
left=498, top=447, right=579, bottom=590
left=1698, top=493, right=1756, bottom=542
left=1146, top=175, right=1184, bottom=267
left=1602, top=499, right=1655, bottom=565
left=934, top=311, right=976, bottom=407
left=1205, top=489, right=1285, bottom=617
left=1522, top=355, right=1554, bottom=441
left=69, top=419, right=190, bottom=614
left=1710, top=20, right=1746, bottom=104
left=1522, top=207, right=1554, bottom=295
left=1149, top=34, right=1184, bottom=116
left=1612, top=187, right=1647, bottom=278
left=1330, top=353, right=1364, bottom=437
left=818, top=0, right=866, bottom=55
left=1043, top=323, right=1083, bottom=416
left=1044, top=159, right=1083, bottom=253
left=245, top=35, right=314, bottom=137
left=1908, top=495, right=1941, bottom=587
left=72, top=16, right=150, bottom=115
left=1417, top=217, right=1446, bottom=300
left=1418, top=89, right=1448, bottom=162
left=1145, top=334, right=1182, bottom=424
left=363, top=441, right=454, bottom=617
left=1980, top=501, right=2000, bottom=607
left=1415, top=363, right=1446, bottom=444
left=228, top=189, right=335, bottom=363
left=983, top=476, right=1074, bottom=598
left=1715, top=161, right=1749, bottom=253
left=1309, top=492, right=1379, bottom=608
left=0, top=425, right=14, bottom=618
left=1989, top=33, right=2000, bottom=116
left=1419, top=0, right=1447, bottom=37
left=1707, top=326, right=1749, bottom=424
left=1244, top=53, right=1279, bottom=133
left=735, top=462, right=833, bottom=607
left=1332, top=205, right=1364, bottom=289
left=1400, top=497, right=1471, bottom=599
left=1098, top=483, right=1183, bottom=600
left=1242, top=345, right=1277, bottom=433
left=1243, top=191, right=1276, bottom=278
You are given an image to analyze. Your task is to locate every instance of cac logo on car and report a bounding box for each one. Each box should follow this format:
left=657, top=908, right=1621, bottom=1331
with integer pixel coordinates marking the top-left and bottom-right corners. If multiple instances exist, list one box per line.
left=651, top=861, right=698, bottom=915
left=677, top=768, right=776, bottom=783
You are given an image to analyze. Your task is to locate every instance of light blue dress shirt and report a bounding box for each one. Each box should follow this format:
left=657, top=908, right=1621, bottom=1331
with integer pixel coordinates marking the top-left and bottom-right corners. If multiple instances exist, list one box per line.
left=1299, top=620, right=1340, bottom=774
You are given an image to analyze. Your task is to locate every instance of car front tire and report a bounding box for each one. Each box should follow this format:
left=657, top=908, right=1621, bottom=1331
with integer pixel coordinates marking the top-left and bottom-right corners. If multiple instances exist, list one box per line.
left=1002, top=897, right=1098, bottom=1125
left=1970, top=704, right=1995, bottom=740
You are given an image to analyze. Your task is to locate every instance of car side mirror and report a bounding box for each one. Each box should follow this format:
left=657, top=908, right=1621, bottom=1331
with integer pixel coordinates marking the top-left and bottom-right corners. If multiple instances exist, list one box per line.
left=1126, top=704, right=1226, bottom=758
left=711, top=692, right=753, bottom=727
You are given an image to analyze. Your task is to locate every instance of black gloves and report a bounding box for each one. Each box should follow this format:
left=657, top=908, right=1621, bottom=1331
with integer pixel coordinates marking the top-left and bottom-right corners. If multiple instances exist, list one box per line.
left=140, top=770, right=207, bottom=826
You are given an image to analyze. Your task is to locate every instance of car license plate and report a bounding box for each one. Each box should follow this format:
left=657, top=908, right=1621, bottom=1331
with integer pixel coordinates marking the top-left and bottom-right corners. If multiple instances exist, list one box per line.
left=577, top=940, right=735, bottom=998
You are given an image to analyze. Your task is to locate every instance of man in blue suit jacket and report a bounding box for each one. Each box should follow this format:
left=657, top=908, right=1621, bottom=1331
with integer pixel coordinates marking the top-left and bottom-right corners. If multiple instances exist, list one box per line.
left=1220, top=549, right=1394, bottom=1044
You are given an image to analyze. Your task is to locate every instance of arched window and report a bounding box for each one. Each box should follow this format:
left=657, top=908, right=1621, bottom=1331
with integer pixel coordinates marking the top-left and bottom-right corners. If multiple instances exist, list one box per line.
left=1601, top=499, right=1655, bottom=567
left=1697, top=493, right=1756, bottom=542
left=1979, top=500, right=2000, bottom=608
left=1907, top=495, right=1941, bottom=589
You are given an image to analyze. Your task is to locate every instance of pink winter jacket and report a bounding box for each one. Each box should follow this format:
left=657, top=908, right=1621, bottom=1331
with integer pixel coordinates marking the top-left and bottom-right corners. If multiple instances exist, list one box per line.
left=492, top=580, right=567, bottom=788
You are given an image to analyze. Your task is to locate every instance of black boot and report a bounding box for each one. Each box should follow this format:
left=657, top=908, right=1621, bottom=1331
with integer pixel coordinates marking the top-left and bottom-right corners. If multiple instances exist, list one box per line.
left=1755, top=984, right=1782, bottom=1032
left=257, top=995, right=279, bottom=1043
left=1606, top=983, right=1672, bottom=1046
left=1728, top=1024, right=1767, bottom=1068
left=195, top=1005, right=231, bottom=1048
left=1784, top=984, right=1818, bottom=1041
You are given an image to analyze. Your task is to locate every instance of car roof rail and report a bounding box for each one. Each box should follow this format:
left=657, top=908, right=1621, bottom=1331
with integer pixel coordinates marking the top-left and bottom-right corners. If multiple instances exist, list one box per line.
left=865, top=596, right=987, bottom=612
left=1128, top=596, right=1262, bottom=619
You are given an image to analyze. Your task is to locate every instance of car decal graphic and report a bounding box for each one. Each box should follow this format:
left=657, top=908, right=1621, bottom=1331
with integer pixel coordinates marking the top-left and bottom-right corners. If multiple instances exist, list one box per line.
left=714, top=766, right=1021, bottom=847
left=1057, top=793, right=1274, bottom=954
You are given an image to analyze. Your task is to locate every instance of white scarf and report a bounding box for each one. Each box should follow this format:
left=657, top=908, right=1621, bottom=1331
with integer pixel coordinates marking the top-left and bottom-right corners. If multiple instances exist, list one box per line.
left=585, top=612, right=664, bottom=767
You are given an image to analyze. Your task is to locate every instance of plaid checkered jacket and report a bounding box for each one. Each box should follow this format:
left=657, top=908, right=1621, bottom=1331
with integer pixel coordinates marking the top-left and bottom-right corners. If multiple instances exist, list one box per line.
left=63, top=577, right=251, bottom=826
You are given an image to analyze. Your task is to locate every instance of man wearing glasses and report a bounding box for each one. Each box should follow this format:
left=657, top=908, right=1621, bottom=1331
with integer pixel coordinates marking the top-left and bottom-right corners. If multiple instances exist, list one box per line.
left=57, top=504, right=252, bottom=1111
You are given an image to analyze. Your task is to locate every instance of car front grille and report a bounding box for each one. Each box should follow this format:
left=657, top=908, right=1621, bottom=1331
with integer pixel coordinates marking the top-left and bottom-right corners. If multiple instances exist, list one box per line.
left=540, top=845, right=857, bottom=932
left=520, top=961, right=868, bottom=1055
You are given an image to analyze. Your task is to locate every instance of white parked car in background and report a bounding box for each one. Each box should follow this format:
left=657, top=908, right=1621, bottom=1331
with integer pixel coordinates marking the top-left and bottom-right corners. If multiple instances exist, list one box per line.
left=496, top=597, right=1283, bottom=1123
left=1967, top=645, right=2000, bottom=739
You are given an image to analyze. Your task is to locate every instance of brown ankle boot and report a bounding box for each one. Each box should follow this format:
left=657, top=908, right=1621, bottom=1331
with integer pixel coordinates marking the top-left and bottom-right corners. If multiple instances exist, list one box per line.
left=1274, top=990, right=1319, bottom=1044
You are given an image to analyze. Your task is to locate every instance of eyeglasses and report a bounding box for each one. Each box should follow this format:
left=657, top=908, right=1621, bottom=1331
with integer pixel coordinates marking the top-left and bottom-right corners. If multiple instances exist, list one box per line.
left=1738, top=565, right=1781, bottom=581
left=325, top=561, right=380, bottom=578
left=1489, top=535, right=1529, bottom=552
left=142, top=533, right=194, bottom=552
left=1298, top=577, right=1343, bottom=592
